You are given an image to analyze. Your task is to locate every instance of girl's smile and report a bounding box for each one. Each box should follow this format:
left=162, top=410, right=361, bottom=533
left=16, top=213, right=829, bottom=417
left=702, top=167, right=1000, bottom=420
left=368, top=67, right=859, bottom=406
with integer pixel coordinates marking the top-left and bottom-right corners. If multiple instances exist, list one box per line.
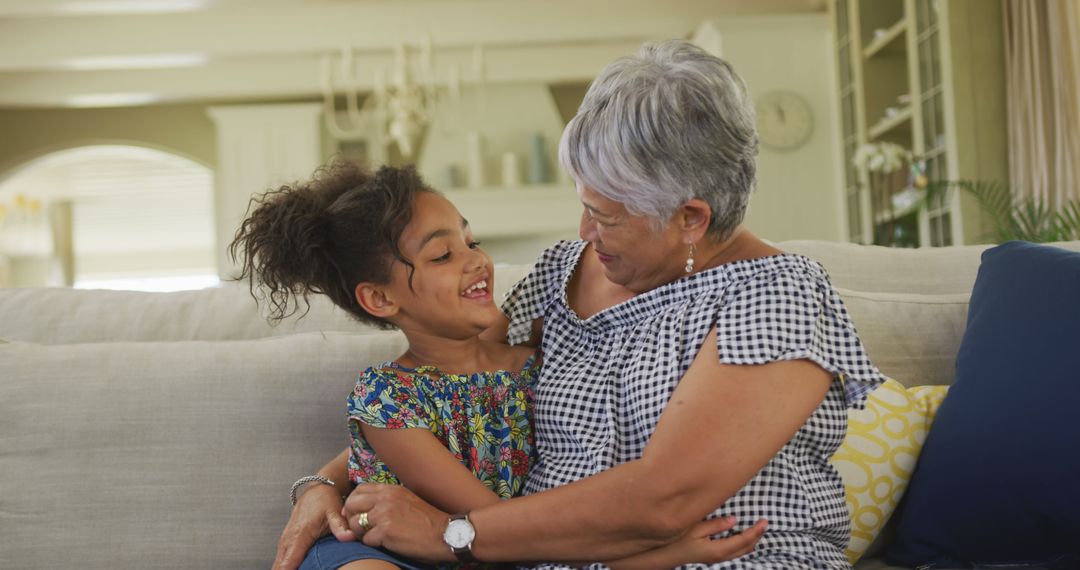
left=460, top=276, right=492, bottom=301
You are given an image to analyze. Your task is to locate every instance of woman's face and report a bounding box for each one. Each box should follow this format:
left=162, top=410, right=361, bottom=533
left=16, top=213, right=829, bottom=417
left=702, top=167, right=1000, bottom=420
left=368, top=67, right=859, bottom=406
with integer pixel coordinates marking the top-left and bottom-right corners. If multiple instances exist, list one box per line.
left=577, top=185, right=687, bottom=293
left=387, top=192, right=502, bottom=338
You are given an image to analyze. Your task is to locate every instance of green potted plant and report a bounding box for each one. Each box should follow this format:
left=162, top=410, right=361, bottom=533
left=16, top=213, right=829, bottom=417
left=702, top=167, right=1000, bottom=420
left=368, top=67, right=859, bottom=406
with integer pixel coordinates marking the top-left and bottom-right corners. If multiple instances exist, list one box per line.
left=925, top=180, right=1080, bottom=243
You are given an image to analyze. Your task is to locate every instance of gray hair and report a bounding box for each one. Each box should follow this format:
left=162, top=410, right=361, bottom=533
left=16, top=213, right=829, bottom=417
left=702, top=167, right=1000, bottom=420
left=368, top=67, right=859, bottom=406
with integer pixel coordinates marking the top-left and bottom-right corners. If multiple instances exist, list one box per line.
left=558, top=39, right=758, bottom=241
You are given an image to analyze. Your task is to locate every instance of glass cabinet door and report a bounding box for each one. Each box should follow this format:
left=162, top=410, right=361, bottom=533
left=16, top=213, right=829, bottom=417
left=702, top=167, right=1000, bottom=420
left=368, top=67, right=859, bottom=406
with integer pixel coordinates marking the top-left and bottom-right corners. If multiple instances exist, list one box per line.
left=915, top=0, right=952, bottom=245
left=834, top=0, right=868, bottom=244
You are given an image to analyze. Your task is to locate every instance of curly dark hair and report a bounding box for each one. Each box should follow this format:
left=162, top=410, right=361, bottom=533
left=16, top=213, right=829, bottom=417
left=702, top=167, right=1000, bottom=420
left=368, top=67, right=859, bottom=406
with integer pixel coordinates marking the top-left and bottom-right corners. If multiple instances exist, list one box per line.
left=229, top=160, right=434, bottom=329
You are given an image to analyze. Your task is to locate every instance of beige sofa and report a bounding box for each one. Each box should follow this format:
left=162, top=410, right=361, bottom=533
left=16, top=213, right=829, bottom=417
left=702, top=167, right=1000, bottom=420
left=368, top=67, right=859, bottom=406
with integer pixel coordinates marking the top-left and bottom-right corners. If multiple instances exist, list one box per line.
left=3, top=239, right=1077, bottom=569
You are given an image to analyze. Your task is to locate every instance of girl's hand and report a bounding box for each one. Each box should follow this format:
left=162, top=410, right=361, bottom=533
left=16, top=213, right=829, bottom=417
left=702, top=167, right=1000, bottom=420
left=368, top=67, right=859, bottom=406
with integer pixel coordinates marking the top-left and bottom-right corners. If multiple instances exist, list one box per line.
left=673, top=517, right=767, bottom=564
left=607, top=517, right=768, bottom=570
left=272, top=484, right=356, bottom=570
left=343, top=483, right=454, bottom=563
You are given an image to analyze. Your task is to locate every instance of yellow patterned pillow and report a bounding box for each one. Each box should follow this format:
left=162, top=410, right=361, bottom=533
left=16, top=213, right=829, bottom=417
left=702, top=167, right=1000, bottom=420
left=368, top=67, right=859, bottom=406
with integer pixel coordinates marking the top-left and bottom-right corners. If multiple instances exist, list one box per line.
left=830, top=379, right=949, bottom=563
left=908, top=384, right=949, bottom=431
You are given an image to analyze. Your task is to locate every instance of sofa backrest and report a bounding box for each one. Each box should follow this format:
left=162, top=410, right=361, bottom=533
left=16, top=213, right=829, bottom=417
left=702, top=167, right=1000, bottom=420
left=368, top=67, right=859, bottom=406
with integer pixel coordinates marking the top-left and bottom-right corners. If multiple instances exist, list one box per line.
left=778, top=240, right=1077, bottom=294
left=3, top=240, right=1079, bottom=386
left=779, top=240, right=986, bottom=294
left=782, top=240, right=1080, bottom=388
left=0, top=265, right=533, bottom=345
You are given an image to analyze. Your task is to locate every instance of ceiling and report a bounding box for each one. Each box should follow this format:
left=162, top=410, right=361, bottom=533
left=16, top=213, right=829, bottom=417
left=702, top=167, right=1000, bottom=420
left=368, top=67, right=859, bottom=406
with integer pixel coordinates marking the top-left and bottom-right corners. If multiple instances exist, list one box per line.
left=0, top=0, right=828, bottom=108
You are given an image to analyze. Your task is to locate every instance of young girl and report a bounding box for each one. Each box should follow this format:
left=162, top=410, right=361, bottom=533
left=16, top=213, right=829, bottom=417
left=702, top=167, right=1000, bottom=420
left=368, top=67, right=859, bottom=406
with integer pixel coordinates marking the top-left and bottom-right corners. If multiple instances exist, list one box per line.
left=232, top=161, right=747, bottom=570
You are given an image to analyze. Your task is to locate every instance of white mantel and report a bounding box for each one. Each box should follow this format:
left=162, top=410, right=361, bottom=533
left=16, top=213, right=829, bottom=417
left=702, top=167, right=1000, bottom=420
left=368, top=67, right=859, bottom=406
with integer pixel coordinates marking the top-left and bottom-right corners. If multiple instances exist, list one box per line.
left=444, top=185, right=581, bottom=264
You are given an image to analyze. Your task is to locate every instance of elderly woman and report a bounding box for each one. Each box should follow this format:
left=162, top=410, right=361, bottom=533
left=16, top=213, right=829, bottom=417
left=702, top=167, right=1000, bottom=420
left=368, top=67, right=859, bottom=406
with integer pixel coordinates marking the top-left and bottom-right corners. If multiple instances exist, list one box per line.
left=277, top=39, right=884, bottom=569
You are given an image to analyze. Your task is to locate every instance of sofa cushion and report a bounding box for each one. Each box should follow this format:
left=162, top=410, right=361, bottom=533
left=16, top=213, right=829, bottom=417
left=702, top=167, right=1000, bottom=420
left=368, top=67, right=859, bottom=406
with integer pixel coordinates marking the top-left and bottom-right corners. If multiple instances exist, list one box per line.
left=887, top=241, right=1080, bottom=566
left=830, top=379, right=948, bottom=563
left=0, top=331, right=407, bottom=569
left=836, top=289, right=969, bottom=387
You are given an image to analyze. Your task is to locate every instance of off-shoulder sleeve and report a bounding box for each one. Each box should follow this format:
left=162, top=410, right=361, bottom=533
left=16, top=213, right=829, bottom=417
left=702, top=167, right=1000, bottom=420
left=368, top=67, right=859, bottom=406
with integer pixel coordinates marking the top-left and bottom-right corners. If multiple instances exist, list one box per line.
left=347, top=367, right=433, bottom=430
left=715, top=264, right=885, bottom=409
left=501, top=240, right=580, bottom=346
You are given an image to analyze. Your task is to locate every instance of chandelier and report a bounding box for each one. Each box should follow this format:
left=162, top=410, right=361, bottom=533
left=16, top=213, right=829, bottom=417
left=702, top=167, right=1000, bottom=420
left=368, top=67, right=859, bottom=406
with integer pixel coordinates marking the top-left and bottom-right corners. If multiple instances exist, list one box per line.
left=320, top=40, right=486, bottom=159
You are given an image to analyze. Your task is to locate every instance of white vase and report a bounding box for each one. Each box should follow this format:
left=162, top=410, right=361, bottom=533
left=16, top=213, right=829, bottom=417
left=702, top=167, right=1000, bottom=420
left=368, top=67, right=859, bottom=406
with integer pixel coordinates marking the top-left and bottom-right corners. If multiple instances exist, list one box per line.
left=501, top=152, right=521, bottom=188
left=526, top=132, right=552, bottom=185
left=465, top=132, right=485, bottom=189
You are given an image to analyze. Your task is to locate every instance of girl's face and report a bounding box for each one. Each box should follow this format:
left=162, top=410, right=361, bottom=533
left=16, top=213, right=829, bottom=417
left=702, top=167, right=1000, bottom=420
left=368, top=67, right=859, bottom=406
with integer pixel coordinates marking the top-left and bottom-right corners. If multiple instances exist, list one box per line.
left=386, top=192, right=501, bottom=339
left=577, top=185, right=687, bottom=293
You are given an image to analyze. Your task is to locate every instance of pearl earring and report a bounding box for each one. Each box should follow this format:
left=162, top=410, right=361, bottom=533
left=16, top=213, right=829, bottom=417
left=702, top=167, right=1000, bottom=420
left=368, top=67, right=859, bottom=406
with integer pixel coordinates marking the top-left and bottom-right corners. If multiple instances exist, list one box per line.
left=684, top=243, right=696, bottom=274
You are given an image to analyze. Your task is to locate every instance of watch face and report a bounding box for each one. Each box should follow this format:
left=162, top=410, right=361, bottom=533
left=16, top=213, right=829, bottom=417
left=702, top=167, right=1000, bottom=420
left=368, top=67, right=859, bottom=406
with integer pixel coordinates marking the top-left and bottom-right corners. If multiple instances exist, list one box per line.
left=443, top=518, right=476, bottom=549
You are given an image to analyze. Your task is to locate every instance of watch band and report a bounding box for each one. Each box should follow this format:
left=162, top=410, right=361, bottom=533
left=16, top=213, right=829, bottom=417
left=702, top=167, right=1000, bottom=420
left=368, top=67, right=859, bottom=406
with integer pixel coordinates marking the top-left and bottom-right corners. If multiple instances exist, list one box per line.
left=448, top=513, right=478, bottom=562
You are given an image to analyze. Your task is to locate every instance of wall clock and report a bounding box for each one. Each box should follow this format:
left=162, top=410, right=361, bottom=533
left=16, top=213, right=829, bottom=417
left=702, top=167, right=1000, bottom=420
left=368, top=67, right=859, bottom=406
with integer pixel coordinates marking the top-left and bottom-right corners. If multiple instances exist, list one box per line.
left=756, top=90, right=814, bottom=151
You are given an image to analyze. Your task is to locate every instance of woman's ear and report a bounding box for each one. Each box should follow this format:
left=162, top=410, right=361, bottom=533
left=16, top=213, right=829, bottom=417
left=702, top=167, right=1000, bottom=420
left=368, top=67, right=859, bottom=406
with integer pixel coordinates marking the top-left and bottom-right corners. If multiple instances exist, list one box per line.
left=355, top=283, right=399, bottom=319
left=679, top=199, right=712, bottom=242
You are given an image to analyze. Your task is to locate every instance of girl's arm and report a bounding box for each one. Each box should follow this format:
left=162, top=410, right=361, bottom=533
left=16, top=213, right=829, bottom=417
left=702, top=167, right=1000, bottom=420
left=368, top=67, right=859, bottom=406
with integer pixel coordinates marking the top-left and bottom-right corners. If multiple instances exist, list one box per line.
left=359, top=424, right=502, bottom=514
left=347, top=327, right=831, bottom=562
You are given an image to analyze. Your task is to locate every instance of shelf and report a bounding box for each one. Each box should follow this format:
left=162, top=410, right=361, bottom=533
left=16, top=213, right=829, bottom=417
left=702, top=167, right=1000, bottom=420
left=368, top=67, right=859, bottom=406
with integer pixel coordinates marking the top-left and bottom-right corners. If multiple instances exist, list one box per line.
left=863, top=19, right=909, bottom=60
left=868, top=105, right=913, bottom=140
left=922, top=145, right=947, bottom=159
left=873, top=202, right=921, bottom=226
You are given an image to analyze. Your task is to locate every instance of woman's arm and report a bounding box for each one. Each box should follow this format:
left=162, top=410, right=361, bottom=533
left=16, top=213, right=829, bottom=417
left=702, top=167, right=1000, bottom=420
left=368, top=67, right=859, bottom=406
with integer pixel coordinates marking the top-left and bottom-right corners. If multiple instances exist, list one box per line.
left=272, top=447, right=355, bottom=570
left=361, top=417, right=765, bottom=567
left=348, top=327, right=832, bottom=562
left=465, top=330, right=832, bottom=561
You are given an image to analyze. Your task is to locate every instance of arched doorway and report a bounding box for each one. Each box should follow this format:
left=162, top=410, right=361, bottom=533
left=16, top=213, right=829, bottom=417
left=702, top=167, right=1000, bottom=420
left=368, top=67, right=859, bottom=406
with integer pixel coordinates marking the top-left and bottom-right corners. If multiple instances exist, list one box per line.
left=0, top=145, right=217, bottom=291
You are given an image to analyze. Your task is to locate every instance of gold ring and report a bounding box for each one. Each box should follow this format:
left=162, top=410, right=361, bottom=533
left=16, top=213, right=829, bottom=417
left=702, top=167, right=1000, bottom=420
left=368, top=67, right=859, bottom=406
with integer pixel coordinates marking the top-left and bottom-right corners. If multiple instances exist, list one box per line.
left=357, top=511, right=371, bottom=532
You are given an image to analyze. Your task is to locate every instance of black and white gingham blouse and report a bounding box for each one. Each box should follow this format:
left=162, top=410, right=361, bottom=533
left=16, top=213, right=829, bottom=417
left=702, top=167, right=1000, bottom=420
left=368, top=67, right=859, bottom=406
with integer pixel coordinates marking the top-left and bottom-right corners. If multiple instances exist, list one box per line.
left=503, top=240, right=885, bottom=570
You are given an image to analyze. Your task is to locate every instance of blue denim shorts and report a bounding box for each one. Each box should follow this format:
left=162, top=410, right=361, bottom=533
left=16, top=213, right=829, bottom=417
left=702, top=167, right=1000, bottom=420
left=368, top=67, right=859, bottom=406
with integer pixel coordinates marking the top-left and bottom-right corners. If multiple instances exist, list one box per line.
left=298, top=535, right=435, bottom=570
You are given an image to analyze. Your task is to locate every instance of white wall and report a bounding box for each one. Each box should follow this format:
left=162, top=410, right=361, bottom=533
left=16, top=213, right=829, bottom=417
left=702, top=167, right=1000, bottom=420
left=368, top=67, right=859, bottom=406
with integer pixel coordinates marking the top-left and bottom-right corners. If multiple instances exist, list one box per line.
left=0, top=13, right=844, bottom=281
left=716, top=15, right=844, bottom=242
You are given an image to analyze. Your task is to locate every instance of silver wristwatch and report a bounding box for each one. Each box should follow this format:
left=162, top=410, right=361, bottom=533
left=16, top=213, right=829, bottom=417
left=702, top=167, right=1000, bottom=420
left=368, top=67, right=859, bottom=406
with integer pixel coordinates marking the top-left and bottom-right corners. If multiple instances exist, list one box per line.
left=442, top=512, right=477, bottom=562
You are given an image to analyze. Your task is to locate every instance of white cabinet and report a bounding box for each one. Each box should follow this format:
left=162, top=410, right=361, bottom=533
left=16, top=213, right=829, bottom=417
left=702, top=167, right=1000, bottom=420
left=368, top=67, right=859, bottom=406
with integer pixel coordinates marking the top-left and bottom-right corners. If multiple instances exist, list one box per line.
left=830, top=0, right=1008, bottom=246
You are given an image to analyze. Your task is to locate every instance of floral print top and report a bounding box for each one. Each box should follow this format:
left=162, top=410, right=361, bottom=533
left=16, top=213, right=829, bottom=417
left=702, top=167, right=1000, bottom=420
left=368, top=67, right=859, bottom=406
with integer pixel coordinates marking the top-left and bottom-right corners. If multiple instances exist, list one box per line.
left=347, top=353, right=541, bottom=501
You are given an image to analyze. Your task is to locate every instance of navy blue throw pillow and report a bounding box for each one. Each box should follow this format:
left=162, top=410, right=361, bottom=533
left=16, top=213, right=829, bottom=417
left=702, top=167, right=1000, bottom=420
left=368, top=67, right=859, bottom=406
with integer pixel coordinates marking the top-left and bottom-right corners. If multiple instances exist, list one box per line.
left=887, top=241, right=1080, bottom=568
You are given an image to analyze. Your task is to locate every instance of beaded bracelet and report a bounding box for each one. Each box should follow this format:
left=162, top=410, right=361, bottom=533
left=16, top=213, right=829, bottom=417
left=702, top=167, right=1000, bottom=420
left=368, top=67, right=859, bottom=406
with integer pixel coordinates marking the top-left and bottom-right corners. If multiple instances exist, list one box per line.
left=289, top=474, right=336, bottom=506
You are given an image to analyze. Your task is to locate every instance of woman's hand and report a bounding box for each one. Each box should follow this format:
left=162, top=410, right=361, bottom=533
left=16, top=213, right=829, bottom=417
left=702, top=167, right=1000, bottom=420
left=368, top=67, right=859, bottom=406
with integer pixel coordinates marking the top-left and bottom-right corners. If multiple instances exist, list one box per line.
left=343, top=483, right=454, bottom=563
left=606, top=517, right=767, bottom=570
left=272, top=484, right=356, bottom=570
